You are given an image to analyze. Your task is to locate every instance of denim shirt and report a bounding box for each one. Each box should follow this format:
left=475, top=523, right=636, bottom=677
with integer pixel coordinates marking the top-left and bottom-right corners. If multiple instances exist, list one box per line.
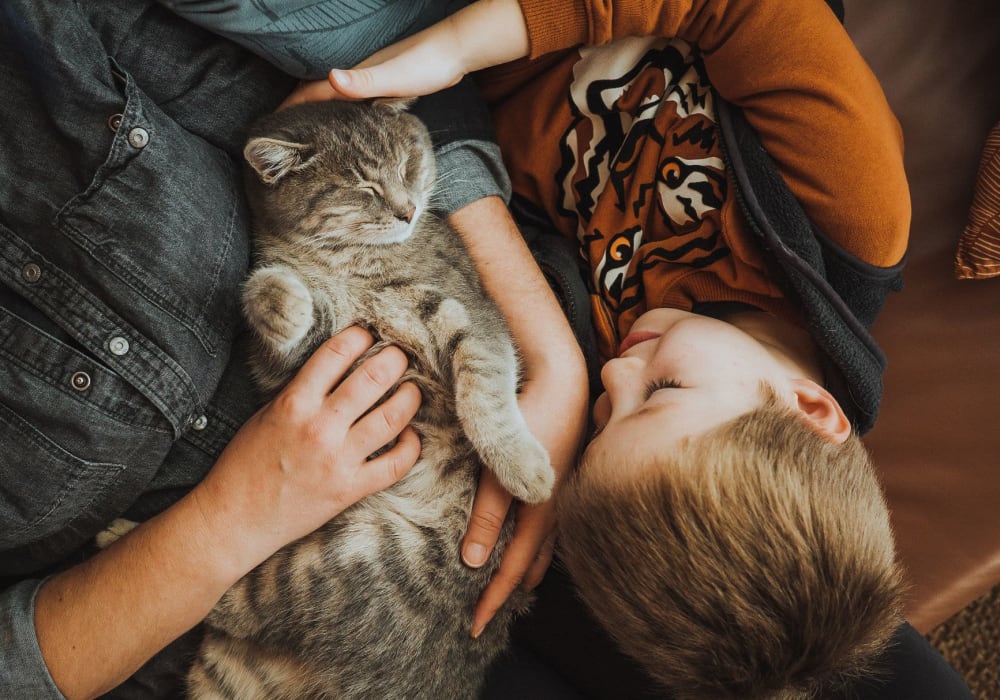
left=0, top=1, right=500, bottom=695
left=159, top=0, right=512, bottom=215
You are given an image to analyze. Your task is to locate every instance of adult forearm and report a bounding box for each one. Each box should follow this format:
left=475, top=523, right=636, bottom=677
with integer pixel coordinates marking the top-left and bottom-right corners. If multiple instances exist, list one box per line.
left=34, top=488, right=249, bottom=699
left=34, top=330, right=421, bottom=698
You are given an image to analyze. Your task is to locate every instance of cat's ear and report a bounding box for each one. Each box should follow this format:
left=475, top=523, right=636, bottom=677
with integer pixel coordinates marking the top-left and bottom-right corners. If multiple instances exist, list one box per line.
left=372, top=97, right=416, bottom=113
left=244, top=138, right=314, bottom=185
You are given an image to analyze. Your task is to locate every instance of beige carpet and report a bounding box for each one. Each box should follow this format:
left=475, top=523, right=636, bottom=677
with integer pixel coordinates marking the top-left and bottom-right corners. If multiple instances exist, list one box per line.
left=927, top=583, right=1000, bottom=699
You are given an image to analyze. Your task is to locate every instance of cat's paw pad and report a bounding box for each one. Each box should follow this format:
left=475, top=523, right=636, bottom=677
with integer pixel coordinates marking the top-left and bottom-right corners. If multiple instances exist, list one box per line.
left=243, top=270, right=314, bottom=349
left=94, top=517, right=139, bottom=549
left=489, top=435, right=554, bottom=505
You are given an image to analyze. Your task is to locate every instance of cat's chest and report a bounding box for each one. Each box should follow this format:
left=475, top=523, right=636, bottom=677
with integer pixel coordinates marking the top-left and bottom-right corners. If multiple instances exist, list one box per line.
left=328, top=280, right=469, bottom=357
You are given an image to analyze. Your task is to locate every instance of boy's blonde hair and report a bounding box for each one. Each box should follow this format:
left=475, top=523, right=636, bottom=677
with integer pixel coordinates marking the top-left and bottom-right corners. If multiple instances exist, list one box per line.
left=557, top=391, right=903, bottom=700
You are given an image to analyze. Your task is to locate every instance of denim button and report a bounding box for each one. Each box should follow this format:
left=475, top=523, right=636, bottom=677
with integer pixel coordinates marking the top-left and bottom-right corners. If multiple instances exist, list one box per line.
left=108, top=113, right=123, bottom=132
left=191, top=415, right=208, bottom=431
left=128, top=127, right=149, bottom=148
left=21, top=262, right=42, bottom=284
left=108, top=336, right=130, bottom=355
left=70, top=371, right=92, bottom=391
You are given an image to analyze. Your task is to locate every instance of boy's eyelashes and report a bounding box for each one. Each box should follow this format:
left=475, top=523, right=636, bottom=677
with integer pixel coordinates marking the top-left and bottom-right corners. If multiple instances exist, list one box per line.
left=644, top=378, right=682, bottom=400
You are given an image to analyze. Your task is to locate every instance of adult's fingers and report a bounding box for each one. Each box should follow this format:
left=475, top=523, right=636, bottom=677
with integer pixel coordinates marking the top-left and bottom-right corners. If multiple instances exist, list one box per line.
left=283, top=328, right=375, bottom=397
left=461, top=470, right=513, bottom=569
left=355, top=426, right=422, bottom=497
left=323, top=344, right=409, bottom=420
left=348, top=382, right=422, bottom=458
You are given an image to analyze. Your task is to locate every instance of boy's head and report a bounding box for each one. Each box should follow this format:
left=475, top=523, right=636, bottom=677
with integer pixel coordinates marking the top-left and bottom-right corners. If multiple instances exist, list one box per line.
left=558, top=308, right=903, bottom=699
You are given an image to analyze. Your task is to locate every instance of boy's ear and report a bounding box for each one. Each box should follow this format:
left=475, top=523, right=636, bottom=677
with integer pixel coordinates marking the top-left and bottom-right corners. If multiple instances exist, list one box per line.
left=244, top=137, right=314, bottom=184
left=789, top=379, right=852, bottom=444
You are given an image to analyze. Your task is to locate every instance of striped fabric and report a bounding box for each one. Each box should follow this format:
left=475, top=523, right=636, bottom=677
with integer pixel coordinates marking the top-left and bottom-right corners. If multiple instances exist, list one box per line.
left=956, top=121, right=1000, bottom=279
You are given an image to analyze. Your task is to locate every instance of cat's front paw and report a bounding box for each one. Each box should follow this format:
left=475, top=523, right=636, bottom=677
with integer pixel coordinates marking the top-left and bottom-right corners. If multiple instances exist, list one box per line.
left=243, top=267, right=315, bottom=351
left=486, top=434, right=555, bottom=505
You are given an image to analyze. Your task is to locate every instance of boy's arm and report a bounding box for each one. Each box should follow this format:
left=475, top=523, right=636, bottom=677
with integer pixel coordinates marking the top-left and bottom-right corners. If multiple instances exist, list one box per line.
left=447, top=196, right=589, bottom=636
left=316, top=0, right=909, bottom=269
left=280, top=0, right=529, bottom=107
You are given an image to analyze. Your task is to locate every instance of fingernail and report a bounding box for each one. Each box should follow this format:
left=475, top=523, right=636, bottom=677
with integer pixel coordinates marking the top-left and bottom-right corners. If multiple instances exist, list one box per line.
left=462, top=543, right=488, bottom=568
left=330, top=69, right=351, bottom=87
left=471, top=623, right=484, bottom=639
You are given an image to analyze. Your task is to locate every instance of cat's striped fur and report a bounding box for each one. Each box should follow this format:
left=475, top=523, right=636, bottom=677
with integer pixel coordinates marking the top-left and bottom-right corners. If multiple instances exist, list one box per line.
left=186, top=101, right=554, bottom=699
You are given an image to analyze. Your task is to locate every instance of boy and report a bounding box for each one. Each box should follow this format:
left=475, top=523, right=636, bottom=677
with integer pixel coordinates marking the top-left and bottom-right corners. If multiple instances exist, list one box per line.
left=301, top=0, right=942, bottom=697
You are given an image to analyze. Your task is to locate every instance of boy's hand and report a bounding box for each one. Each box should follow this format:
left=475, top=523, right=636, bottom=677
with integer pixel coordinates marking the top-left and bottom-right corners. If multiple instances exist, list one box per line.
left=281, top=0, right=529, bottom=109
left=462, top=380, right=586, bottom=638
left=463, top=473, right=557, bottom=638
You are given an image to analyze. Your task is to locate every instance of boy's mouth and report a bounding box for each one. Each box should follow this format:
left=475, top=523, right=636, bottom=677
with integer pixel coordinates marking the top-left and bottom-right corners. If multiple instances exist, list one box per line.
left=617, top=330, right=660, bottom=356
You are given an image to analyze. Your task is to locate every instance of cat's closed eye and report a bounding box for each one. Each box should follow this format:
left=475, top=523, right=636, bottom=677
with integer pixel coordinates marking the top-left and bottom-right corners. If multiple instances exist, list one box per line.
left=358, top=183, right=383, bottom=199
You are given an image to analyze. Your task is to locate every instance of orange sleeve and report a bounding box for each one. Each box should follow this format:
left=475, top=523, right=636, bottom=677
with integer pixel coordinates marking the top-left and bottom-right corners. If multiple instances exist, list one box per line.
left=514, top=0, right=910, bottom=266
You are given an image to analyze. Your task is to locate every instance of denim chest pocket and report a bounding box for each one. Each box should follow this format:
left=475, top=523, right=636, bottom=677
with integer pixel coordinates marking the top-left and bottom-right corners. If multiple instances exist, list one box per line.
left=54, top=68, right=250, bottom=357
left=0, top=308, right=174, bottom=570
left=0, top=403, right=126, bottom=552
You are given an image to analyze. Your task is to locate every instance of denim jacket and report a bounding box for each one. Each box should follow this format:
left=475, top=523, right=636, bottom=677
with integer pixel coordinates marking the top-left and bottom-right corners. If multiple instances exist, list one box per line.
left=0, top=1, right=501, bottom=695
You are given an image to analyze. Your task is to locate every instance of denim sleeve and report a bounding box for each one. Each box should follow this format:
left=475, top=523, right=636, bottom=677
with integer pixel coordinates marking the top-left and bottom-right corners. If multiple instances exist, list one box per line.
left=0, top=579, right=64, bottom=698
left=157, top=0, right=509, bottom=217
left=431, top=139, right=512, bottom=215
left=410, top=79, right=512, bottom=217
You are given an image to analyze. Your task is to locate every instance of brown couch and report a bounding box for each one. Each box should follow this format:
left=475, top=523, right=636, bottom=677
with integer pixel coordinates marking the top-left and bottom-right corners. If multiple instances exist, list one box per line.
left=844, top=0, right=1000, bottom=633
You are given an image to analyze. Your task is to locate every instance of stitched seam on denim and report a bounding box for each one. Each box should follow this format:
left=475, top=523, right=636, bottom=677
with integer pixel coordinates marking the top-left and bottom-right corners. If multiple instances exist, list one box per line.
left=0, top=233, right=201, bottom=435
left=52, top=73, right=227, bottom=357
left=0, top=304, right=172, bottom=429
left=0, top=401, right=125, bottom=539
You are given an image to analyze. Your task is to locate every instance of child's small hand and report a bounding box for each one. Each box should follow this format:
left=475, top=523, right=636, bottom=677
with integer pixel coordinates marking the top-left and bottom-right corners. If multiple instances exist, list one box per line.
left=281, top=0, right=529, bottom=109
left=462, top=470, right=559, bottom=638
left=461, top=373, right=588, bottom=637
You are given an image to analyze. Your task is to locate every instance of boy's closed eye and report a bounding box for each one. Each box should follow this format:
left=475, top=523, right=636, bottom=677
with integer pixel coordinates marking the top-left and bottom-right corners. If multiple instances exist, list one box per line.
left=644, top=378, right=682, bottom=400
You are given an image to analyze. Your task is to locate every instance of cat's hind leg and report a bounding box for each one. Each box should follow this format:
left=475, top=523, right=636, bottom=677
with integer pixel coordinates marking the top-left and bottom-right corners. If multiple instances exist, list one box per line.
left=94, top=517, right=139, bottom=549
left=188, top=631, right=325, bottom=700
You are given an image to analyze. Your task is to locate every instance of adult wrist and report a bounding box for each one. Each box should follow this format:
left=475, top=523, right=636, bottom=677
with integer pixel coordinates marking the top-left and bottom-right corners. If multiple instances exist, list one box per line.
left=183, top=475, right=276, bottom=581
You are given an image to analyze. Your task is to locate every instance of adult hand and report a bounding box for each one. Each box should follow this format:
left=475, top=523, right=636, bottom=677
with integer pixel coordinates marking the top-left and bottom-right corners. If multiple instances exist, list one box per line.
left=194, top=326, right=423, bottom=566
left=36, top=327, right=423, bottom=699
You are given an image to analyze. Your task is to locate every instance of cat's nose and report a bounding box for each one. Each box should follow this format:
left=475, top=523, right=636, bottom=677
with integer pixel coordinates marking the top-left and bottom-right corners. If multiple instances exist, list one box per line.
left=396, top=206, right=416, bottom=224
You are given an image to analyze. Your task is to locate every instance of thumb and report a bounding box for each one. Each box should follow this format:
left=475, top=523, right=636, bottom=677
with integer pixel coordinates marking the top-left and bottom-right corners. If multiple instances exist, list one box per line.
left=462, top=470, right=513, bottom=568
left=329, top=67, right=393, bottom=99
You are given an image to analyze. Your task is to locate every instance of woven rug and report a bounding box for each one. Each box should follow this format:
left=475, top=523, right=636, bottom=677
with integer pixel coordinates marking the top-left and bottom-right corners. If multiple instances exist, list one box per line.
left=927, top=583, right=1000, bottom=699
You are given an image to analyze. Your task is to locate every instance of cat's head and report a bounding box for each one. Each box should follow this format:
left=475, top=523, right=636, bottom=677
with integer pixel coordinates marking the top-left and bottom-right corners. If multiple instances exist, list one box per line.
left=244, top=100, right=435, bottom=246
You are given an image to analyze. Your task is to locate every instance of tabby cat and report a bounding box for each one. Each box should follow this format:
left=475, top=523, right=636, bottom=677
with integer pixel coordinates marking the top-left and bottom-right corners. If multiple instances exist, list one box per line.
left=186, top=100, right=555, bottom=699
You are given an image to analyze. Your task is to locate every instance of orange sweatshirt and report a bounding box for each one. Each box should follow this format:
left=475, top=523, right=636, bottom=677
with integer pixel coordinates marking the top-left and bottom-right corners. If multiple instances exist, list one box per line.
left=479, top=0, right=910, bottom=360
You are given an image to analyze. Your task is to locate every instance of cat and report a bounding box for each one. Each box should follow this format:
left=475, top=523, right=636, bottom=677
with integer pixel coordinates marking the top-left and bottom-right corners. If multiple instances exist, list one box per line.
left=185, top=100, right=555, bottom=699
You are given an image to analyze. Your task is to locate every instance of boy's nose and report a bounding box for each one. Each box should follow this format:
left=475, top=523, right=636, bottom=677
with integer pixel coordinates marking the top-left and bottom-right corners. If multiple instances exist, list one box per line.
left=599, top=356, right=644, bottom=402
